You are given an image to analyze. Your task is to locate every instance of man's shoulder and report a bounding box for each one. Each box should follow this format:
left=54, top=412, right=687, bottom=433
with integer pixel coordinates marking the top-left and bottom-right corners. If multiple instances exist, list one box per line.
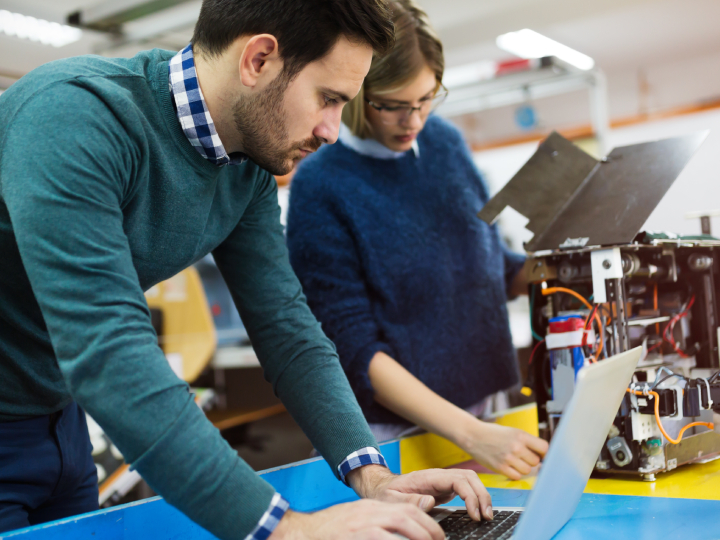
left=0, top=49, right=179, bottom=159
left=0, top=49, right=173, bottom=120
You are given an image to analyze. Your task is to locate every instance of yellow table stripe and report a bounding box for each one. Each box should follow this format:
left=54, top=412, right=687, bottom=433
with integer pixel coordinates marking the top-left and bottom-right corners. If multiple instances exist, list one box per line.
left=476, top=455, right=720, bottom=500
left=400, top=404, right=538, bottom=474
left=399, top=403, right=720, bottom=499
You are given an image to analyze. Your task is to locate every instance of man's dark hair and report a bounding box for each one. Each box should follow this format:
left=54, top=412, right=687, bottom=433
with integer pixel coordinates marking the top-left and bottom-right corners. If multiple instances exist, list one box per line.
left=192, top=0, right=395, bottom=78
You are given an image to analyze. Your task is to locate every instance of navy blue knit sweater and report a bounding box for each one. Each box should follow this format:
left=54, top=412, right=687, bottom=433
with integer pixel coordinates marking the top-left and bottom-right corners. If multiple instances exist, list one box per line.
left=287, top=116, right=524, bottom=425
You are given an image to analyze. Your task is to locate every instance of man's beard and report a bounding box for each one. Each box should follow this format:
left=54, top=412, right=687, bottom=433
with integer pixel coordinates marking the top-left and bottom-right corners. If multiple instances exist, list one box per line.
left=233, top=73, right=322, bottom=176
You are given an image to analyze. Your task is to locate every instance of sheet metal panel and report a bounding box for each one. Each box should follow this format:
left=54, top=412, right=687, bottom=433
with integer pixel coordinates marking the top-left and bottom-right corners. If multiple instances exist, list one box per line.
left=478, top=131, right=707, bottom=252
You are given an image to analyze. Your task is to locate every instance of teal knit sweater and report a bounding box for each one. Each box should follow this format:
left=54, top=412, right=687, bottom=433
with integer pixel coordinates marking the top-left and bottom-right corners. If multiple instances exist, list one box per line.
left=0, top=49, right=377, bottom=539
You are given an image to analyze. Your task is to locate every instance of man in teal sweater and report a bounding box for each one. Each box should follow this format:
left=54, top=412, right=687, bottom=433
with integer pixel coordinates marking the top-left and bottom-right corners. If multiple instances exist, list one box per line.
left=0, top=1, right=493, bottom=539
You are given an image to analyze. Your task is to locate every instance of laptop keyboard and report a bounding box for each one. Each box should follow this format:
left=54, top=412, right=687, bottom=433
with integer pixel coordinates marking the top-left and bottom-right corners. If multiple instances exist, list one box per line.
left=439, top=510, right=521, bottom=540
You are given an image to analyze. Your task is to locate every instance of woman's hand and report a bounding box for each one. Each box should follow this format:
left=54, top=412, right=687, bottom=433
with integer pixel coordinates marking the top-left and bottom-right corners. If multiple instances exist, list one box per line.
left=368, top=352, right=549, bottom=481
left=459, top=421, right=549, bottom=481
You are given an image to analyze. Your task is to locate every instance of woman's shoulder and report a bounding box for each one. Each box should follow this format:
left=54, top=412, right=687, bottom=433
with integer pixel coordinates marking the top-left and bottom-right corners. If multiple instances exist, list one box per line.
left=417, top=115, right=479, bottom=173
left=292, top=142, right=358, bottom=194
left=419, top=114, right=466, bottom=147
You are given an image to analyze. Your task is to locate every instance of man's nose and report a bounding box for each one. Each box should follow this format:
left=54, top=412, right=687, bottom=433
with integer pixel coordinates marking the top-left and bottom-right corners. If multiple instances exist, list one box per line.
left=314, top=109, right=342, bottom=145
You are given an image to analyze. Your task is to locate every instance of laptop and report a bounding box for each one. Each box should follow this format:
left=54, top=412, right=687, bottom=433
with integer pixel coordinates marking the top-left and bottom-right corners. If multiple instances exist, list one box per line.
left=429, top=347, right=642, bottom=540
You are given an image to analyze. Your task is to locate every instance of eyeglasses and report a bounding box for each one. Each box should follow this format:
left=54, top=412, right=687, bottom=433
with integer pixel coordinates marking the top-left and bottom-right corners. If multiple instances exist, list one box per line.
left=365, top=86, right=448, bottom=125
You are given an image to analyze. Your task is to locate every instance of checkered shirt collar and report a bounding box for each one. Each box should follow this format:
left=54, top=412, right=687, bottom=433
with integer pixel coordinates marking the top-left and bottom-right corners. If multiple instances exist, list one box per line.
left=168, top=44, right=247, bottom=167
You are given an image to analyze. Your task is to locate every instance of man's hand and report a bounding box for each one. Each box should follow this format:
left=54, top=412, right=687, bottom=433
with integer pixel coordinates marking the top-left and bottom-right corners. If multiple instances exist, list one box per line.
left=268, top=500, right=444, bottom=540
left=346, top=465, right=493, bottom=521
left=461, top=422, right=548, bottom=481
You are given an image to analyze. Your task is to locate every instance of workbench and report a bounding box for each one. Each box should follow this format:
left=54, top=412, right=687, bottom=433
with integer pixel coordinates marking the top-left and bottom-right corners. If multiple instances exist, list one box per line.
left=3, top=404, right=719, bottom=539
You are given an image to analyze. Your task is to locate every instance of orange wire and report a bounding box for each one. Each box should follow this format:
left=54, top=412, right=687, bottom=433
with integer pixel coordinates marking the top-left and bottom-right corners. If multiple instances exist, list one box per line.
left=542, top=287, right=602, bottom=362
left=628, top=389, right=714, bottom=444
left=653, top=283, right=660, bottom=335
left=542, top=287, right=592, bottom=309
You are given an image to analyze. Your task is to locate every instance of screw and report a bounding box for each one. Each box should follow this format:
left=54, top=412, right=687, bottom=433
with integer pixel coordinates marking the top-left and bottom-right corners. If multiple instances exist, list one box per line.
left=602, top=260, right=612, bottom=269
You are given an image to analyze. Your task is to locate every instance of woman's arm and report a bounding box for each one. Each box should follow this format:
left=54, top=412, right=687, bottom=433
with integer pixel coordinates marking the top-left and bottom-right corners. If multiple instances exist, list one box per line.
left=368, top=351, right=548, bottom=480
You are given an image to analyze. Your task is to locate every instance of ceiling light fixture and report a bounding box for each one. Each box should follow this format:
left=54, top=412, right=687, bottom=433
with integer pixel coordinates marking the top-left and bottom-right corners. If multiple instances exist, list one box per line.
left=0, top=10, right=82, bottom=48
left=496, top=29, right=595, bottom=71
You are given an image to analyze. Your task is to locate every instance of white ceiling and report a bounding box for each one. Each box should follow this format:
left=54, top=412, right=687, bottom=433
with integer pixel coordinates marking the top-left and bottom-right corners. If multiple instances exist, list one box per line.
left=425, top=0, right=720, bottom=71
left=0, top=0, right=718, bottom=84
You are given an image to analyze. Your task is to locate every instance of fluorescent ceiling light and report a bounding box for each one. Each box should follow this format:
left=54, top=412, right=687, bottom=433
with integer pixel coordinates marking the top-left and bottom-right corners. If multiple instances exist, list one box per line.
left=0, top=10, right=83, bottom=47
left=496, top=29, right=594, bottom=71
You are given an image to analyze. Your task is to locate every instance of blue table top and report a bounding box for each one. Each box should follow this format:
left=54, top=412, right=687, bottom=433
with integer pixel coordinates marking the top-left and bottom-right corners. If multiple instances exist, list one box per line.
left=442, top=489, right=720, bottom=539
left=3, top=441, right=719, bottom=540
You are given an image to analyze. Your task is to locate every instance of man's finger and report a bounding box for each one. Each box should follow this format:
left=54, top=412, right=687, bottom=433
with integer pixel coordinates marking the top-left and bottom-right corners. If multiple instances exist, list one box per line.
left=379, top=511, right=434, bottom=540
left=433, top=492, right=456, bottom=506
left=448, top=474, right=482, bottom=521
left=356, top=502, right=442, bottom=540
left=388, top=504, right=444, bottom=540
left=351, top=527, right=397, bottom=540
left=391, top=492, right=436, bottom=511
left=464, top=472, right=493, bottom=520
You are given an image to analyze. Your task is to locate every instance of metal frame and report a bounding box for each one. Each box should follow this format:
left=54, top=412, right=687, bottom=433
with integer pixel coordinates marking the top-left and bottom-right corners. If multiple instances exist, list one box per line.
left=437, top=57, right=611, bottom=155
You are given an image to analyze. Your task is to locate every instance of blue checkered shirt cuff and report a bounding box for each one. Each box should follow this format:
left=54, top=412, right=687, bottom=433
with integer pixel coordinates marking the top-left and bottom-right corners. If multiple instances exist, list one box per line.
left=243, top=492, right=290, bottom=540
left=337, top=447, right=388, bottom=485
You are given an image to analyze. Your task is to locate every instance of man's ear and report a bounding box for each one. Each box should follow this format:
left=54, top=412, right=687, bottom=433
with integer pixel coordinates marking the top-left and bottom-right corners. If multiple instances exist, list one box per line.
left=239, top=34, right=281, bottom=89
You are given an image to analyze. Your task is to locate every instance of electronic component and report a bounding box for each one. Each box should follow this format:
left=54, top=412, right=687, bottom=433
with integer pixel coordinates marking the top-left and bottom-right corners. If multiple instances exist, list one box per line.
left=636, top=389, right=677, bottom=417
left=478, top=131, right=720, bottom=480
left=607, top=436, right=633, bottom=467
left=546, top=315, right=593, bottom=415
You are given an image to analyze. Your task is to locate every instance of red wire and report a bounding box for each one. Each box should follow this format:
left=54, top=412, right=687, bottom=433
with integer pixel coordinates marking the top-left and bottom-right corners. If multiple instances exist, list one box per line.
left=655, top=295, right=695, bottom=358
left=528, top=338, right=545, bottom=365
left=666, top=296, right=695, bottom=356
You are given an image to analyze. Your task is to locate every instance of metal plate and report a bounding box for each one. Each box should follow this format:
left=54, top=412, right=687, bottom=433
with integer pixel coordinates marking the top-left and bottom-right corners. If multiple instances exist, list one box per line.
left=478, top=131, right=708, bottom=252
left=478, top=132, right=597, bottom=245
left=664, top=429, right=720, bottom=468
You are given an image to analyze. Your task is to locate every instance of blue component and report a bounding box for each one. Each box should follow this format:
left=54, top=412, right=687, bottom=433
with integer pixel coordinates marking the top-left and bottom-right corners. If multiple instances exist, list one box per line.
left=549, top=315, right=586, bottom=377
left=548, top=315, right=587, bottom=402
left=549, top=314, right=585, bottom=323
left=549, top=348, right=586, bottom=376
left=549, top=347, right=586, bottom=401
left=515, top=104, right=538, bottom=130
left=571, top=346, right=585, bottom=375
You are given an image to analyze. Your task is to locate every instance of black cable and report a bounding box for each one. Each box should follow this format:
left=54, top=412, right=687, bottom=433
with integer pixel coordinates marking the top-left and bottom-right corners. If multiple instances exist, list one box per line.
left=541, top=347, right=553, bottom=397
left=650, top=372, right=686, bottom=390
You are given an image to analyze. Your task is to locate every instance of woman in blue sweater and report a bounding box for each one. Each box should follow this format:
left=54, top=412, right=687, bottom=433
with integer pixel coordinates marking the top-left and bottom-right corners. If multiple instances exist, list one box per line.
left=287, top=0, right=548, bottom=480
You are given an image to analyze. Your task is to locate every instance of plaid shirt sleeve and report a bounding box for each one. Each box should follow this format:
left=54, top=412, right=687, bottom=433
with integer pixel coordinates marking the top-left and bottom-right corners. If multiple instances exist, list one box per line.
left=245, top=448, right=387, bottom=539
left=243, top=492, right=290, bottom=540
left=338, top=447, right=388, bottom=484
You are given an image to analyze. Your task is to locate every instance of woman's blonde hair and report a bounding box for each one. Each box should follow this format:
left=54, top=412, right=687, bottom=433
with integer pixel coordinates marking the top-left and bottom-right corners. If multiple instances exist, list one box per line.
left=342, top=0, right=444, bottom=139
